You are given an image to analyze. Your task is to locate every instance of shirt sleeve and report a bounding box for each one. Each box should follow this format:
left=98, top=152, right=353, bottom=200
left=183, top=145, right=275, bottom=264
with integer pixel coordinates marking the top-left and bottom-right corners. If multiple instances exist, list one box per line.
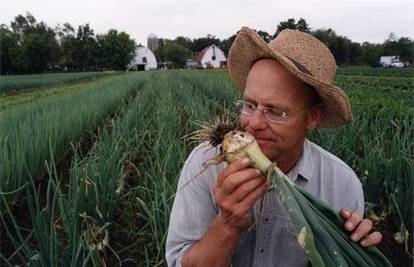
left=165, top=144, right=224, bottom=267
left=342, top=171, right=365, bottom=216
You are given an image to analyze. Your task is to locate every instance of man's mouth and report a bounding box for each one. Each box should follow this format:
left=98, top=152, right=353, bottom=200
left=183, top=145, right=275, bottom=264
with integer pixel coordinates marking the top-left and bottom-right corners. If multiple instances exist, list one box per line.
left=253, top=134, right=274, bottom=141
left=255, top=137, right=273, bottom=145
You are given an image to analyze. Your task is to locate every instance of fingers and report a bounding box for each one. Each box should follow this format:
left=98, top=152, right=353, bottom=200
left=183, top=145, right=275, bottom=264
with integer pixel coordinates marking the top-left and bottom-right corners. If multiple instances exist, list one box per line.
left=341, top=208, right=382, bottom=247
left=229, top=181, right=269, bottom=220
left=217, top=158, right=265, bottom=196
left=340, top=208, right=352, bottom=219
left=223, top=168, right=262, bottom=194
left=343, top=211, right=362, bottom=232
left=217, top=158, right=251, bottom=186
left=360, top=231, right=383, bottom=247
left=213, top=158, right=269, bottom=232
left=238, top=180, right=269, bottom=209
left=230, top=175, right=266, bottom=203
left=349, top=219, right=373, bottom=242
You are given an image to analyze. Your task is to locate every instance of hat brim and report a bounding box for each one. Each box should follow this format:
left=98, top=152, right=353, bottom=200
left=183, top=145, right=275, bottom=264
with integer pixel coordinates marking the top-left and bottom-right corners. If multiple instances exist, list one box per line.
left=228, top=27, right=352, bottom=128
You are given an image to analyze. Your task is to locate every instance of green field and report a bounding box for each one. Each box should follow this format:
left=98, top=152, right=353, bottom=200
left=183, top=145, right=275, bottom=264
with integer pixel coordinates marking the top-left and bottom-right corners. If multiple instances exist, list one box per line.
left=0, top=68, right=412, bottom=266
left=0, top=71, right=116, bottom=94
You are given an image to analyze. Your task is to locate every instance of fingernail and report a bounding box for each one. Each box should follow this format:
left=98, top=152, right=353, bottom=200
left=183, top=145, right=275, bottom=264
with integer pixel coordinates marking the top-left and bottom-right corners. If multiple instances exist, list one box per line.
left=345, top=222, right=353, bottom=230
left=241, top=158, right=250, bottom=165
left=255, top=169, right=261, bottom=175
left=343, top=209, right=350, bottom=217
left=351, top=233, right=358, bottom=241
left=360, top=240, right=367, bottom=246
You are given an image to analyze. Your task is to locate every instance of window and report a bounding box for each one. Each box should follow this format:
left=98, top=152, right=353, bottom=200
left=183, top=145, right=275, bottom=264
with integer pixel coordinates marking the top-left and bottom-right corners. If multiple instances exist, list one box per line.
left=142, top=57, right=147, bottom=63
left=212, top=56, right=216, bottom=60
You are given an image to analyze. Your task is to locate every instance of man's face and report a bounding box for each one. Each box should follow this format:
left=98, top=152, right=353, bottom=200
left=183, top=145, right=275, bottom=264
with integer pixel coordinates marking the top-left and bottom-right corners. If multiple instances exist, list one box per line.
left=240, top=59, right=321, bottom=166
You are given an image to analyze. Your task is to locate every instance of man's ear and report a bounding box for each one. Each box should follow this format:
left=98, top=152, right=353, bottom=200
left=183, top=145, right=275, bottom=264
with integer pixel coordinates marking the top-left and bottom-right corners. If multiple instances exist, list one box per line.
left=306, top=104, right=326, bottom=130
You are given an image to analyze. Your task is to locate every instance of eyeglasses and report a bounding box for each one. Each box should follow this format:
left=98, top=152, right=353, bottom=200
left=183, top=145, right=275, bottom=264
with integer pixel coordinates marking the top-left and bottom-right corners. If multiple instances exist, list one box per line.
left=235, top=100, right=291, bottom=123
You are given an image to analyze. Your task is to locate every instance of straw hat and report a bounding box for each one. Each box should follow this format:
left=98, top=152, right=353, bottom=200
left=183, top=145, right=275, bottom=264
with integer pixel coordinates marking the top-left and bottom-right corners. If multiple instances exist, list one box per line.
left=228, top=26, right=352, bottom=128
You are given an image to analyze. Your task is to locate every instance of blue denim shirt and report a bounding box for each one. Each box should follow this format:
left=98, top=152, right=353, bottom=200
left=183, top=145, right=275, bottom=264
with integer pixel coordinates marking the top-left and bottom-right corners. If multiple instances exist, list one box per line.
left=166, top=139, right=364, bottom=267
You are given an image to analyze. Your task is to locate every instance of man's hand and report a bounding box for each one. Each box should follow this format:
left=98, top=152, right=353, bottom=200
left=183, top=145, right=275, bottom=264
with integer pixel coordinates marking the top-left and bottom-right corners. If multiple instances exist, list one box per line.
left=213, top=158, right=269, bottom=233
left=340, top=208, right=383, bottom=247
left=181, top=158, right=269, bottom=267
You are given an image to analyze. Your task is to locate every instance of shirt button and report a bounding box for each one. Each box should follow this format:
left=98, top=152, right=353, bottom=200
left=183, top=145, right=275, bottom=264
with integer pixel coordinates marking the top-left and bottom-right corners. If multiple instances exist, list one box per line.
left=260, top=249, right=264, bottom=253
left=264, top=217, right=269, bottom=222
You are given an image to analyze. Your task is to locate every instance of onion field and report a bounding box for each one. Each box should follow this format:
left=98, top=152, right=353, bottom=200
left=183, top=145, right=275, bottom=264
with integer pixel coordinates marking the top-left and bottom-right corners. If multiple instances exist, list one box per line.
left=0, top=72, right=116, bottom=94
left=0, top=68, right=412, bottom=266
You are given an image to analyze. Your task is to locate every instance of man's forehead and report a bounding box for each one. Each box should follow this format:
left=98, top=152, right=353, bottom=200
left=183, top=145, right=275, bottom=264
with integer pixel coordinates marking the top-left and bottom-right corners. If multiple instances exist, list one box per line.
left=247, top=59, right=281, bottom=78
left=247, top=60, right=306, bottom=88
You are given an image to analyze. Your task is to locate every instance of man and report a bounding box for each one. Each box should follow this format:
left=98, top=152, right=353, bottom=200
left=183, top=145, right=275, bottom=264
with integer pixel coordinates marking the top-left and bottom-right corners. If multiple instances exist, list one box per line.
left=166, top=27, right=382, bottom=267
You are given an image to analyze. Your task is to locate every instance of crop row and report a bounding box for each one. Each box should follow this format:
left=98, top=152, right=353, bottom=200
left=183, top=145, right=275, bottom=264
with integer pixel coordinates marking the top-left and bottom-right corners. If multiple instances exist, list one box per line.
left=337, top=66, right=414, bottom=77
left=0, top=71, right=116, bottom=94
left=0, top=72, right=151, bottom=210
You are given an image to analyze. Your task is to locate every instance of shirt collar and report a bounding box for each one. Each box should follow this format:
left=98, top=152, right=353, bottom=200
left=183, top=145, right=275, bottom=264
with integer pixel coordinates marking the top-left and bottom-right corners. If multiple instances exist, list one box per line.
left=287, top=138, right=313, bottom=182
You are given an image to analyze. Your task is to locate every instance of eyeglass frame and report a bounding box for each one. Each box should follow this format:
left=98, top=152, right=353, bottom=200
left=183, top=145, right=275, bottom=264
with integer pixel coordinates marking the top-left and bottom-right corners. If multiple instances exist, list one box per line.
left=235, top=99, right=304, bottom=123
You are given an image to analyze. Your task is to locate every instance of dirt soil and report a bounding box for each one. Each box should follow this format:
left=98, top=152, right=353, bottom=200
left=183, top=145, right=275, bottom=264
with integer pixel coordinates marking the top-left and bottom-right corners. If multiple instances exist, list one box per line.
left=377, top=218, right=413, bottom=267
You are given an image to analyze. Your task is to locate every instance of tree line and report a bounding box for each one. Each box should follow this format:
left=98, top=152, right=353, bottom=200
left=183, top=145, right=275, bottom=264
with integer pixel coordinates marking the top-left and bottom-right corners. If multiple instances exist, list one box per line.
left=160, top=18, right=413, bottom=69
left=1, top=13, right=136, bottom=74
left=1, top=14, right=412, bottom=74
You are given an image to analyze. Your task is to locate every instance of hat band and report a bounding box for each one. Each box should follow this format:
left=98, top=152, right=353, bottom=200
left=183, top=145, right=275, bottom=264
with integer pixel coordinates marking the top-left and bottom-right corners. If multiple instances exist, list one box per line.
left=286, top=56, right=313, bottom=76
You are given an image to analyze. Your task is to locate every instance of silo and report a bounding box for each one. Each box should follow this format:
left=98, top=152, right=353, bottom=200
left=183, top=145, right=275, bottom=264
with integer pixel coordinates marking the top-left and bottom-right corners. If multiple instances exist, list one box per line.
left=147, top=34, right=158, bottom=53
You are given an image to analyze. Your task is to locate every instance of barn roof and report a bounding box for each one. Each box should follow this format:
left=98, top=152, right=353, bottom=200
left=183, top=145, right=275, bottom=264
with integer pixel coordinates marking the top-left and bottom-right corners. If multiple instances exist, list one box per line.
left=195, top=46, right=210, bottom=63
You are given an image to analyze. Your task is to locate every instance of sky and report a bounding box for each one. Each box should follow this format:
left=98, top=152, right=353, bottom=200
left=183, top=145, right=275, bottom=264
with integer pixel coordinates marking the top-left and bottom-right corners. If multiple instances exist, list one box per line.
left=1, top=0, right=413, bottom=45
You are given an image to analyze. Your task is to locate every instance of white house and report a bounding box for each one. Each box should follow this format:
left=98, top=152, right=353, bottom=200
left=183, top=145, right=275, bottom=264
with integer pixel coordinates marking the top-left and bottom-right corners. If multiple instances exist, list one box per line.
left=196, top=45, right=226, bottom=69
left=128, top=45, right=158, bottom=71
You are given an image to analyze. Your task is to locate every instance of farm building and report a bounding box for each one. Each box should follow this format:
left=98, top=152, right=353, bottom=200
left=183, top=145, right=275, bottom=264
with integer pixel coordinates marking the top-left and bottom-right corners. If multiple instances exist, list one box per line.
left=147, top=34, right=159, bottom=52
left=128, top=44, right=158, bottom=71
left=186, top=59, right=201, bottom=69
left=196, top=45, right=226, bottom=69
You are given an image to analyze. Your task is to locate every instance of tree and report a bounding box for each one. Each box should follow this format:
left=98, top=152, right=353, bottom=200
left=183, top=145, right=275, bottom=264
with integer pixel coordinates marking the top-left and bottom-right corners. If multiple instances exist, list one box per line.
left=9, top=14, right=59, bottom=73
left=257, top=30, right=272, bottom=43
left=274, top=18, right=310, bottom=37
left=72, top=24, right=98, bottom=71
left=15, top=25, right=59, bottom=73
left=297, top=18, right=311, bottom=33
left=154, top=38, right=166, bottom=62
left=312, top=28, right=356, bottom=66
left=191, top=34, right=221, bottom=53
left=160, top=40, right=191, bottom=68
left=96, top=29, right=136, bottom=70
left=219, top=33, right=237, bottom=56
left=174, top=36, right=192, bottom=51
left=395, top=37, right=413, bottom=64
left=58, top=23, right=77, bottom=70
left=361, top=42, right=383, bottom=66
left=10, top=12, right=36, bottom=43
left=383, top=34, right=413, bottom=64
left=0, top=25, right=19, bottom=74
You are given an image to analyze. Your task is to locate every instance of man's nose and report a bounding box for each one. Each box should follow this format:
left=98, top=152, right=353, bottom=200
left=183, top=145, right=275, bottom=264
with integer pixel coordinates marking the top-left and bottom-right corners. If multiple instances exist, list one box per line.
left=248, top=109, right=268, bottom=130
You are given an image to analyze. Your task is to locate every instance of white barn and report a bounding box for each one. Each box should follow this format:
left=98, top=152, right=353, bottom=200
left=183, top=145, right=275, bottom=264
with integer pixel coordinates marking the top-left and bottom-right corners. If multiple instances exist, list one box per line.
left=196, top=45, right=226, bottom=69
left=128, top=45, right=158, bottom=71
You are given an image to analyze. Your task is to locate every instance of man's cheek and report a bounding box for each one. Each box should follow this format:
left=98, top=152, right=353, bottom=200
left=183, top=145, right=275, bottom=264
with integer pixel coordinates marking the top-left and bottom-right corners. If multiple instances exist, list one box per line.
left=239, top=115, right=250, bottom=127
